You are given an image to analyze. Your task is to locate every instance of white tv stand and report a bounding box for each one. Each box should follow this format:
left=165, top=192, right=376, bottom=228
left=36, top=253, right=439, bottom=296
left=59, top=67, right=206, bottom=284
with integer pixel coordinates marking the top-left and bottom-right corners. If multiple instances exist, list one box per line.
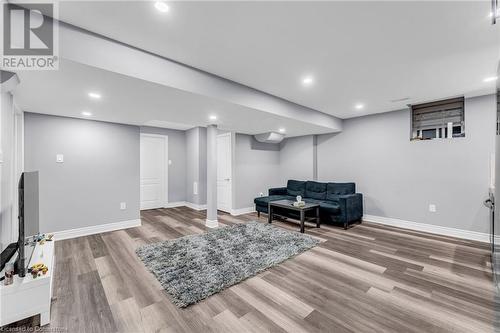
left=0, top=241, right=54, bottom=326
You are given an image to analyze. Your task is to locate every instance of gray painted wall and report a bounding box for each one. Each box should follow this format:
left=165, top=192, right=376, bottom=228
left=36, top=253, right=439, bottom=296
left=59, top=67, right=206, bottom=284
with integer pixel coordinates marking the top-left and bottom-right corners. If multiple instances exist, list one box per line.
left=24, top=113, right=140, bottom=233
left=279, top=135, right=315, bottom=184
left=233, top=134, right=281, bottom=209
left=140, top=126, right=186, bottom=202
left=317, top=94, right=496, bottom=233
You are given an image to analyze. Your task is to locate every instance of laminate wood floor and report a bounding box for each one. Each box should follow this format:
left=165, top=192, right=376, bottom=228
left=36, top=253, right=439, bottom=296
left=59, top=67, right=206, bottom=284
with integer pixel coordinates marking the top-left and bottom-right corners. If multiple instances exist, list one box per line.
left=9, top=207, right=499, bottom=332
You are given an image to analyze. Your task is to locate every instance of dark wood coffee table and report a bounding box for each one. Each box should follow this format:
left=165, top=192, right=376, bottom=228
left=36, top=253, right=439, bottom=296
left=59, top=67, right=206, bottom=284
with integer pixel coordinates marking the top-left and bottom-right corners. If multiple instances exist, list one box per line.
left=268, top=200, right=320, bottom=233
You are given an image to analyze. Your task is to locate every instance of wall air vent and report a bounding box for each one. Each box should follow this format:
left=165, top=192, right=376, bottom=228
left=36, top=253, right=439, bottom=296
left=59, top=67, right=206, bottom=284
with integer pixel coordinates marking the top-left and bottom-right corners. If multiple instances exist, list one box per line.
left=254, top=132, right=284, bottom=144
left=390, top=97, right=410, bottom=103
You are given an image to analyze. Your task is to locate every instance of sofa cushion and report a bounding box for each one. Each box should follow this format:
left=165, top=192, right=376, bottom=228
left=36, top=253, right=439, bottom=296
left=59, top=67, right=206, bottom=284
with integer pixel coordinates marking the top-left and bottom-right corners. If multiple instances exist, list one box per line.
left=326, top=182, right=355, bottom=200
left=286, top=180, right=306, bottom=197
left=254, top=195, right=293, bottom=206
left=305, top=181, right=327, bottom=200
left=319, top=201, right=341, bottom=215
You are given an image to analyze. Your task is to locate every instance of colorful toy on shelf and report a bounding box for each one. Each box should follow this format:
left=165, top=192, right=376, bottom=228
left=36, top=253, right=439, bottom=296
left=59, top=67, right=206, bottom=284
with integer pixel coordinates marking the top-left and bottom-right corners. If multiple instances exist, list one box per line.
left=31, top=233, right=54, bottom=245
left=28, top=263, right=48, bottom=278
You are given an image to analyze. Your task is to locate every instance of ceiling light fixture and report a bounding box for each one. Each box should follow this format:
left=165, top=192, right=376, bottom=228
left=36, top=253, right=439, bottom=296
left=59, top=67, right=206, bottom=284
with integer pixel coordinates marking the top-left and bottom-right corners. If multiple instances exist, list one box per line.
left=483, top=76, right=498, bottom=82
left=209, top=115, right=217, bottom=121
left=301, top=76, right=314, bottom=86
left=154, top=1, right=170, bottom=13
left=278, top=128, right=286, bottom=133
left=354, top=103, right=365, bottom=110
left=88, top=92, right=101, bottom=99
left=81, top=111, right=92, bottom=117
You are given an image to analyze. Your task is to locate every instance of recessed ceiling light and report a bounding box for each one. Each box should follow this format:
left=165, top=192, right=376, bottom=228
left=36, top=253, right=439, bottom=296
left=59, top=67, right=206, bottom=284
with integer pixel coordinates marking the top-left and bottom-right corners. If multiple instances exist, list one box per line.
left=88, top=92, right=101, bottom=99
left=278, top=128, right=286, bottom=133
left=354, top=103, right=365, bottom=110
left=209, top=115, right=217, bottom=121
left=301, top=76, right=314, bottom=86
left=81, top=111, right=92, bottom=117
left=154, top=1, right=170, bottom=13
left=483, top=76, right=498, bottom=82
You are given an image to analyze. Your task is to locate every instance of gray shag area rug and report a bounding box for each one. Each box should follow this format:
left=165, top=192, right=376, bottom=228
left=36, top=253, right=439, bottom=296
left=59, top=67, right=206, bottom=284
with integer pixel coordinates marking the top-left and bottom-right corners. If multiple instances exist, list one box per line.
left=135, top=221, right=319, bottom=307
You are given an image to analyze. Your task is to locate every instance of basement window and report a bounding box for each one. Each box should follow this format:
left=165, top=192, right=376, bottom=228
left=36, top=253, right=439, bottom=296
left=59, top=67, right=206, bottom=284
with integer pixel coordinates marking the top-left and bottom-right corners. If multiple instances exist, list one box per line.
left=411, top=97, right=465, bottom=140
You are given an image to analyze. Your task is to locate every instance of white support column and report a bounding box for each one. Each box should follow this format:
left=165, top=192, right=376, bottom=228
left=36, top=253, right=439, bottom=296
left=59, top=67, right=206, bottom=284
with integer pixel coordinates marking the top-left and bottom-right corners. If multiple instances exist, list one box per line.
left=206, top=124, right=218, bottom=228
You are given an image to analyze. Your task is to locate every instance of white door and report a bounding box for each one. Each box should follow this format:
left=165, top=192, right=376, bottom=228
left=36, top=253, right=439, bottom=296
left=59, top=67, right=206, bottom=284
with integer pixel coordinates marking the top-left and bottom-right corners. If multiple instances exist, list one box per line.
left=217, top=133, right=232, bottom=213
left=140, top=134, right=168, bottom=210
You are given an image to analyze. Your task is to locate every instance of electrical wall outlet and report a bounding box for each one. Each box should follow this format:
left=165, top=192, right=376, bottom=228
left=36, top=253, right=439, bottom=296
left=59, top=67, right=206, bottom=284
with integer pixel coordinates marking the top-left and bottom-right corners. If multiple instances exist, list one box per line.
left=429, top=204, right=436, bottom=213
left=56, top=154, right=64, bottom=163
left=193, top=182, right=198, bottom=195
left=168, top=159, right=172, bottom=165
left=259, top=192, right=264, bottom=197
left=120, top=202, right=127, bottom=210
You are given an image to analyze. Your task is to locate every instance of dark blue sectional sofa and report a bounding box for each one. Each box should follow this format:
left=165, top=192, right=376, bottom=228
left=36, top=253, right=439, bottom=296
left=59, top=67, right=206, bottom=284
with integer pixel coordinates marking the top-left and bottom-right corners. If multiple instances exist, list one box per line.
left=254, top=180, right=363, bottom=229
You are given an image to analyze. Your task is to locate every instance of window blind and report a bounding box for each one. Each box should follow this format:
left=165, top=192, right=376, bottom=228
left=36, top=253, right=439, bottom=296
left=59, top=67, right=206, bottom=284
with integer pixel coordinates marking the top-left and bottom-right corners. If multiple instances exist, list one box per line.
left=411, top=97, right=465, bottom=139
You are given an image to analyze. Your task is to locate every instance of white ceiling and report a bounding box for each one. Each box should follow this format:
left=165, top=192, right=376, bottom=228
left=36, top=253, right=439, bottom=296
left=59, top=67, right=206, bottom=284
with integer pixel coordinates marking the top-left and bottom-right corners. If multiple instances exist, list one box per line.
left=43, top=0, right=500, bottom=119
left=14, top=59, right=334, bottom=136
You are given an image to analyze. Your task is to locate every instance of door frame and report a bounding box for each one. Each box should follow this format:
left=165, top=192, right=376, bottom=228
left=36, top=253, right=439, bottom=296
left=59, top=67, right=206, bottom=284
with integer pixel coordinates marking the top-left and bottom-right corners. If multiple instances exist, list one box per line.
left=216, top=132, right=233, bottom=213
left=140, top=133, right=169, bottom=209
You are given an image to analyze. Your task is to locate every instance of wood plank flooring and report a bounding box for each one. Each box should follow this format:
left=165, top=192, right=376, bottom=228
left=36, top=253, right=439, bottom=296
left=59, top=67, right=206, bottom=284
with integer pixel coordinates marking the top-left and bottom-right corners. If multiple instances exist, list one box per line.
left=7, top=207, right=498, bottom=332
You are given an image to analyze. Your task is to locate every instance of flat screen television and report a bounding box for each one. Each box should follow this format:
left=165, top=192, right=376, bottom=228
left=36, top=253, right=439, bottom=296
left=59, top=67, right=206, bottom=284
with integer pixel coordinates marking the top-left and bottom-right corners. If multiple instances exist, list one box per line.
left=0, top=171, right=39, bottom=277
left=16, top=171, right=39, bottom=276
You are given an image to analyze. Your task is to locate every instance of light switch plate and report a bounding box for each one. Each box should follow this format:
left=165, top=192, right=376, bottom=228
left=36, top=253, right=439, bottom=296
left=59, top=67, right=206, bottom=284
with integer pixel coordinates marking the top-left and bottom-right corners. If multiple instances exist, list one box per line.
left=193, top=182, right=198, bottom=195
left=120, top=202, right=127, bottom=210
left=168, top=160, right=172, bottom=165
left=56, top=154, right=64, bottom=163
left=429, top=204, right=436, bottom=213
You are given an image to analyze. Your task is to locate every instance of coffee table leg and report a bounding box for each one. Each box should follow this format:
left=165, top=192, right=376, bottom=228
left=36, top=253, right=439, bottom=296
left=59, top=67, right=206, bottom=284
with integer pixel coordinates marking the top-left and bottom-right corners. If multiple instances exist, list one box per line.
left=268, top=204, right=273, bottom=224
left=316, top=207, right=320, bottom=228
left=300, top=210, right=305, bottom=233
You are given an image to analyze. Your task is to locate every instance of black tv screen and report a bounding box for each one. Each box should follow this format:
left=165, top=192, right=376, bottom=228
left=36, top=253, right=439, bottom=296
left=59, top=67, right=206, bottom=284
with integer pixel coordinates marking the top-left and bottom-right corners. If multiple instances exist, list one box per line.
left=20, top=171, right=39, bottom=239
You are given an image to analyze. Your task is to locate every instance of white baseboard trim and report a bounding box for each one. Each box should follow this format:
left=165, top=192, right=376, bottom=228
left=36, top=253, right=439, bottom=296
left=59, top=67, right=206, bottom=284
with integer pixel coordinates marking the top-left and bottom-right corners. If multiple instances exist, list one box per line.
left=205, top=219, right=218, bottom=228
left=164, top=201, right=187, bottom=208
left=230, top=207, right=256, bottom=216
left=363, top=214, right=489, bottom=243
left=52, top=219, right=142, bottom=241
left=184, top=202, right=207, bottom=211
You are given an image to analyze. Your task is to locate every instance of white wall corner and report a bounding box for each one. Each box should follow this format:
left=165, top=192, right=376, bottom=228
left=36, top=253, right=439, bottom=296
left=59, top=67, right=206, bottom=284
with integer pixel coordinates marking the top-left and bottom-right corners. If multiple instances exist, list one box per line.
left=184, top=202, right=207, bottom=211
left=164, top=201, right=187, bottom=208
left=52, top=218, right=141, bottom=241
left=231, top=207, right=256, bottom=216
left=362, top=214, right=489, bottom=243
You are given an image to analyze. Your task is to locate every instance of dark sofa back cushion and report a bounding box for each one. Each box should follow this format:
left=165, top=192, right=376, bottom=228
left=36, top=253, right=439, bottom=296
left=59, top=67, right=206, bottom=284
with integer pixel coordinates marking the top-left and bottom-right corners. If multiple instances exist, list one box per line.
left=287, top=180, right=306, bottom=197
left=327, top=182, right=355, bottom=199
left=305, top=181, right=327, bottom=200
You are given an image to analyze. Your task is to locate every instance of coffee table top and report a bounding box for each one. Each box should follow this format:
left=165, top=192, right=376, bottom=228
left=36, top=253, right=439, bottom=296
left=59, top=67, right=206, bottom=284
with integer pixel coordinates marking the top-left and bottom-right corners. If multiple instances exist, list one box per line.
left=269, top=200, right=319, bottom=211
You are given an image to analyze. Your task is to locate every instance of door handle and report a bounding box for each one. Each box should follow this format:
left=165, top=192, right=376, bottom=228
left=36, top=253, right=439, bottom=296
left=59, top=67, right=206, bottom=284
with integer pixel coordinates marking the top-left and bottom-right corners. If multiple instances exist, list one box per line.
left=485, top=198, right=495, bottom=209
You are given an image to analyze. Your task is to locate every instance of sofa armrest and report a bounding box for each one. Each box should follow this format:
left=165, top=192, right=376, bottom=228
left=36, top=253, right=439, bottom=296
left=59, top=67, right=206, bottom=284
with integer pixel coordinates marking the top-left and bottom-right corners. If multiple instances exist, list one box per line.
left=337, top=193, right=363, bottom=224
left=269, top=187, right=287, bottom=196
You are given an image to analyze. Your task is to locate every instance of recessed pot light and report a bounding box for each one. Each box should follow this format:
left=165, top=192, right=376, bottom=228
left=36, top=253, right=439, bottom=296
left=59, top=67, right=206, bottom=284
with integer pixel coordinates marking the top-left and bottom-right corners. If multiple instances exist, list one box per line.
left=81, top=111, right=92, bottom=117
left=278, top=128, right=286, bottom=133
left=88, top=92, right=101, bottom=99
left=209, top=115, right=217, bottom=121
left=354, top=103, right=364, bottom=110
left=484, top=76, right=498, bottom=82
left=301, top=76, right=314, bottom=86
left=155, top=1, right=170, bottom=13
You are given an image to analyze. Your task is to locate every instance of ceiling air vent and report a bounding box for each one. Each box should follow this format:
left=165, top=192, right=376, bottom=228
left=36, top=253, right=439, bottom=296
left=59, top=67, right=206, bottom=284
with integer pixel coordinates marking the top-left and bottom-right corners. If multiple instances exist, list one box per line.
left=254, top=132, right=284, bottom=144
